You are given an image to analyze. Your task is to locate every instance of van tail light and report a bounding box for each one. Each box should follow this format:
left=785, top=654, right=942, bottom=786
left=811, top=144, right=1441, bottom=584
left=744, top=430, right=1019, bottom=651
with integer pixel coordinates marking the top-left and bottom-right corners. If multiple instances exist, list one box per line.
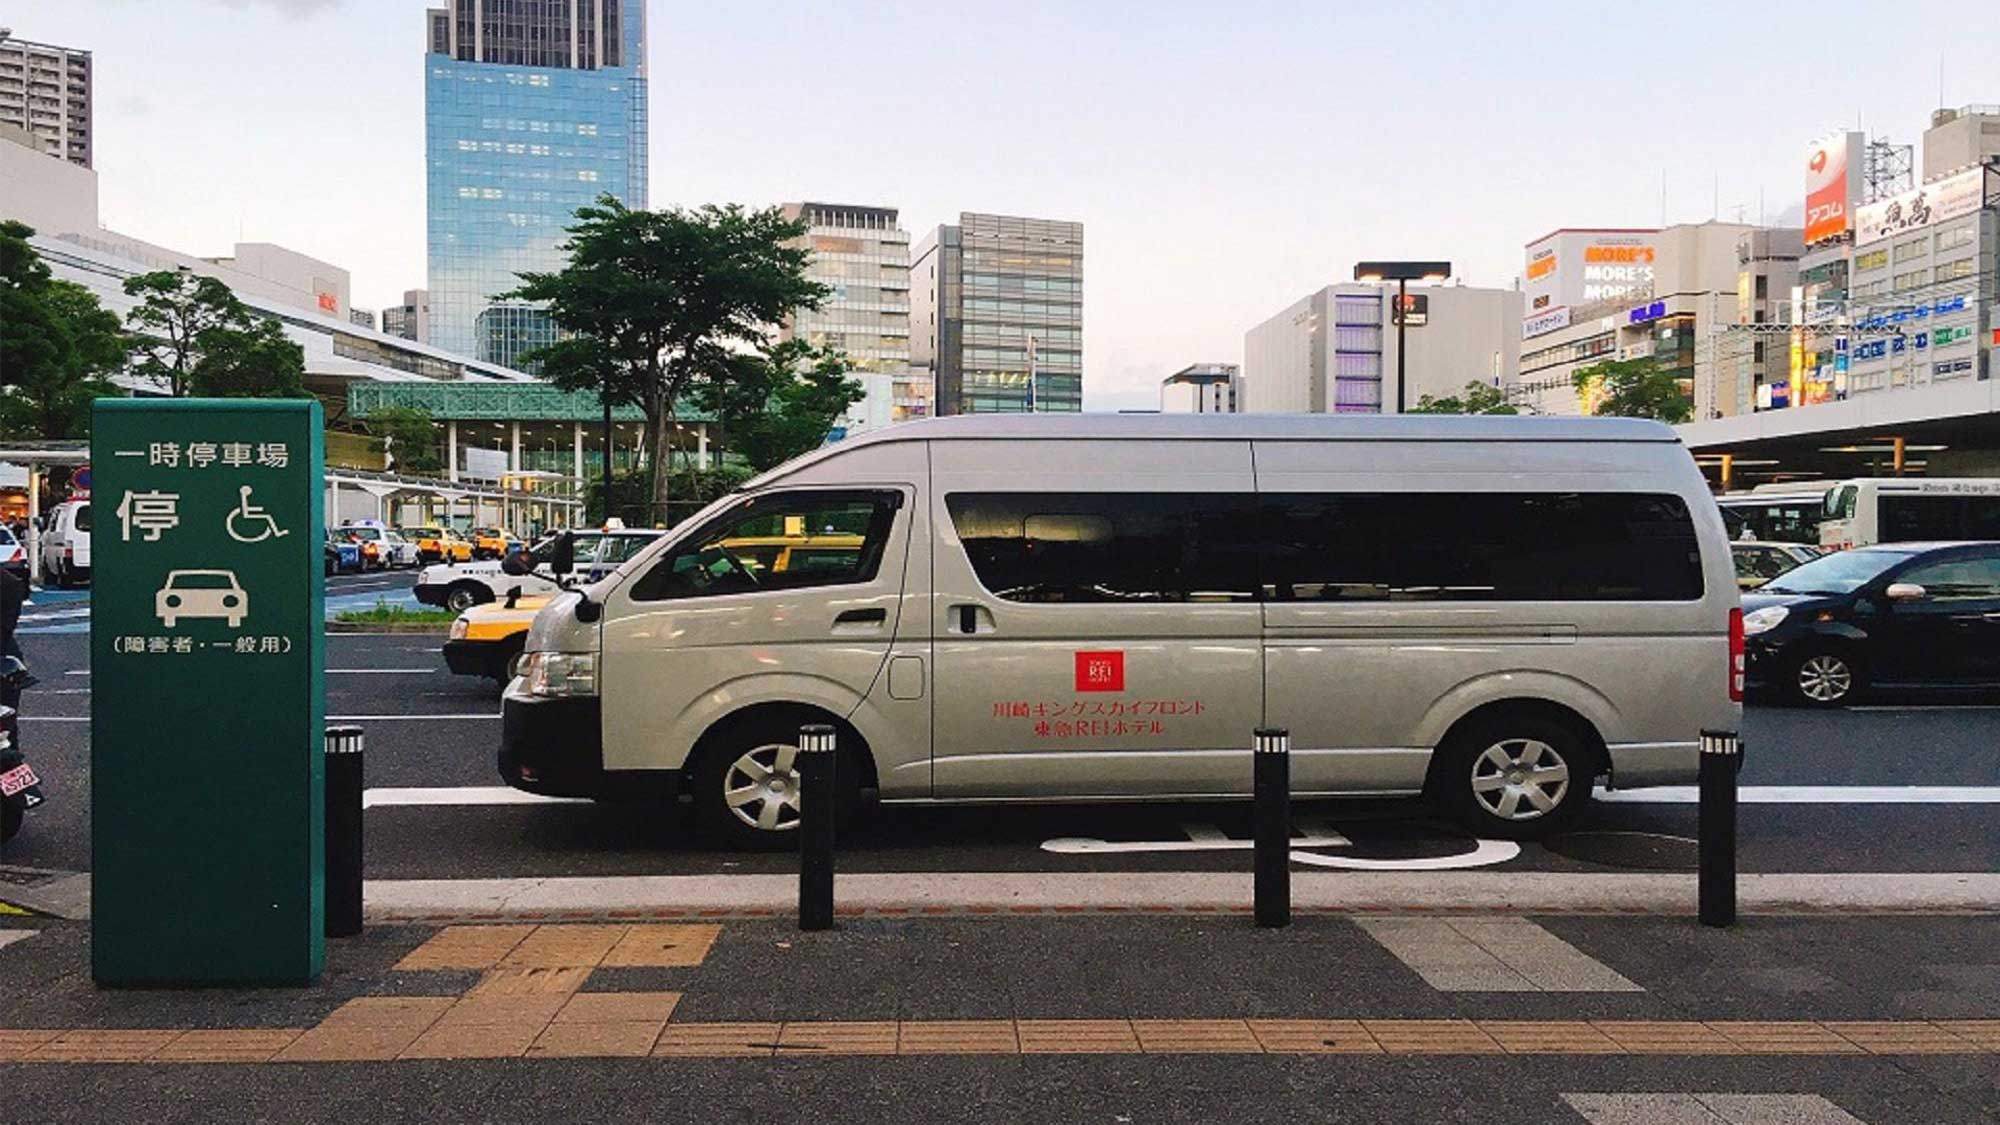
left=1728, top=607, right=1745, bottom=703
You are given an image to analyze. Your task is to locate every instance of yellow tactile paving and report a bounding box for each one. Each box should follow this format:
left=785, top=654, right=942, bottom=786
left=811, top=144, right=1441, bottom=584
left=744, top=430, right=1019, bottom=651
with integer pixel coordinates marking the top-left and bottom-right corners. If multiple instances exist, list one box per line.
left=1935, top=1020, right=2000, bottom=1050
left=466, top=967, right=593, bottom=998
left=652, top=1022, right=782, bottom=1058
left=394, top=925, right=536, bottom=971
left=400, top=1020, right=544, bottom=1060
left=599, top=925, right=722, bottom=968
left=1706, top=1020, right=1865, bottom=1054
left=272, top=997, right=456, bottom=1063
left=1590, top=1020, right=1738, bottom=1054
left=1822, top=1021, right=1984, bottom=1054
left=496, top=924, right=630, bottom=970
left=27, top=1029, right=183, bottom=1063
left=1478, top=1020, right=1623, bottom=1054
left=1016, top=1019, right=1141, bottom=1054
left=1131, top=1019, right=1263, bottom=1053
left=529, top=1021, right=667, bottom=1058
left=1364, top=1019, right=1503, bottom=1054
left=1247, top=1019, right=1383, bottom=1054
left=896, top=1020, right=1021, bottom=1055
left=777, top=1021, right=901, bottom=1056
left=152, top=1029, right=306, bottom=1063
left=0, top=1029, right=61, bottom=1060
left=554, top=992, right=682, bottom=1024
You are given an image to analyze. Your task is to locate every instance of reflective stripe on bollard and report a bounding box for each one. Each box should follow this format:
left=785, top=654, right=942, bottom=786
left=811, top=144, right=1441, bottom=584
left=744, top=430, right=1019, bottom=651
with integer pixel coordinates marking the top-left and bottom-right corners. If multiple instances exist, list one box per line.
left=324, top=725, right=365, bottom=939
left=1698, top=728, right=1739, bottom=928
left=797, top=723, right=837, bottom=932
left=1253, top=727, right=1290, bottom=929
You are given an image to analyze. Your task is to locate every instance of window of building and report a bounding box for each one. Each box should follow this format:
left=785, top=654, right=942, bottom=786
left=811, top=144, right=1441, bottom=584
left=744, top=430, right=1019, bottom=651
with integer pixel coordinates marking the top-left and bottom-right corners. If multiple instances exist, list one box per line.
left=1853, top=248, right=1889, bottom=272
left=1893, top=270, right=1927, bottom=293
left=1934, top=224, right=1976, bottom=254
left=1753, top=275, right=1768, bottom=300
left=629, top=490, right=900, bottom=601
left=1892, top=236, right=1928, bottom=262
left=945, top=493, right=1260, bottom=604
left=1935, top=258, right=1975, bottom=283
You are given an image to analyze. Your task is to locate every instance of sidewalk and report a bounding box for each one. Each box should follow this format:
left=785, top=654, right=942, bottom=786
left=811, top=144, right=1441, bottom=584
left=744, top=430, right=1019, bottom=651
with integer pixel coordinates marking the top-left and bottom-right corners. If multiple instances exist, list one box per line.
left=3, top=911, right=1997, bottom=1121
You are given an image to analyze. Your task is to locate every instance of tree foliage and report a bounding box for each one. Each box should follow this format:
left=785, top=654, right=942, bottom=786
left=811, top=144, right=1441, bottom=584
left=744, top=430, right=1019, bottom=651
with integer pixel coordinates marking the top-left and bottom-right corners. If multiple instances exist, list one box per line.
left=123, top=268, right=305, bottom=398
left=506, top=196, right=828, bottom=522
left=1571, top=357, right=1692, bottom=424
left=0, top=221, right=125, bottom=439
left=366, top=405, right=444, bottom=474
left=1409, top=380, right=1518, bottom=416
left=693, top=339, right=862, bottom=472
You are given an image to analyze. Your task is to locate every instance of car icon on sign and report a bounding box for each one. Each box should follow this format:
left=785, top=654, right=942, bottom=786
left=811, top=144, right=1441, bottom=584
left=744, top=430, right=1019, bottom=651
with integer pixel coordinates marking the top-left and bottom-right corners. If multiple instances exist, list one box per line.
left=156, top=569, right=249, bottom=628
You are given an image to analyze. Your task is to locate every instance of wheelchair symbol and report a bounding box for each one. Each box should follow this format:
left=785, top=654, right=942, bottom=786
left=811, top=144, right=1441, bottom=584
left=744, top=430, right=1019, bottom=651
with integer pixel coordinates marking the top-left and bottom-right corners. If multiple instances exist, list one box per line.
left=226, top=485, right=290, bottom=544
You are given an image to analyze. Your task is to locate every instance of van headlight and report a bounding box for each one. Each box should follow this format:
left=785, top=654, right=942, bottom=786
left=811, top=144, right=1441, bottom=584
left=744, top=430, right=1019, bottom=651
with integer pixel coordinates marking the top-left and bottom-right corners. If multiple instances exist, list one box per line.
left=517, top=650, right=597, bottom=698
left=448, top=618, right=470, bottom=641
left=1741, top=605, right=1789, bottom=636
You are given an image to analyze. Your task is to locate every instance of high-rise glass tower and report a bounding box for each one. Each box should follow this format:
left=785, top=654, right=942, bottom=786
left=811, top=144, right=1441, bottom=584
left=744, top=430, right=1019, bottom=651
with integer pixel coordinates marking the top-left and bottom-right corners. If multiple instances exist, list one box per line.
left=779, top=202, right=924, bottom=427
left=911, top=212, right=1083, bottom=414
left=424, top=1, right=648, bottom=371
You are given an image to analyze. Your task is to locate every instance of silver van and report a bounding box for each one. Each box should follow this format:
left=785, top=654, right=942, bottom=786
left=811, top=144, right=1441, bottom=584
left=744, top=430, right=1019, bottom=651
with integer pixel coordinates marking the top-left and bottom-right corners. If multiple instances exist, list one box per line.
left=502, top=415, right=1741, bottom=848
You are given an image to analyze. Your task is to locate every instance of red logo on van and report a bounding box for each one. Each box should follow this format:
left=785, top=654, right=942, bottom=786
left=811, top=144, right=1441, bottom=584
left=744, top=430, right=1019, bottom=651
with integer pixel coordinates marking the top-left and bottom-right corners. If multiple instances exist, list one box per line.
left=1075, top=651, right=1125, bottom=693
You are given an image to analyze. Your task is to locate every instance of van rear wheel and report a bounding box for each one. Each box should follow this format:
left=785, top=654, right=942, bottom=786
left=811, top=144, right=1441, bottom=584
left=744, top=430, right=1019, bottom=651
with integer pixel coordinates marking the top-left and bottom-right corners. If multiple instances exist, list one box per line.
left=691, top=712, right=858, bottom=851
left=1435, top=714, right=1594, bottom=841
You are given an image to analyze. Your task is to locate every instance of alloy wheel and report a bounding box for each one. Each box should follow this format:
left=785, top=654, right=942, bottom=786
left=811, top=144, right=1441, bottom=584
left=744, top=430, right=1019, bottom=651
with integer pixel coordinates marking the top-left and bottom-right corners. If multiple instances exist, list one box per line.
left=723, top=742, right=803, bottom=833
left=1469, top=738, right=1571, bottom=821
left=1797, top=654, right=1852, bottom=703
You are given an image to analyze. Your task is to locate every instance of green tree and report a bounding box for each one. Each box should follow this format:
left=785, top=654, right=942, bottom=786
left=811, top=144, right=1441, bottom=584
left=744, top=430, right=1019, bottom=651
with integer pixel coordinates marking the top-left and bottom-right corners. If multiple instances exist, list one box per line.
left=506, top=196, right=828, bottom=523
left=122, top=268, right=304, bottom=398
left=1409, top=380, right=1518, bottom=415
left=0, top=221, right=126, bottom=439
left=366, top=405, right=444, bottom=474
left=1571, top=357, right=1692, bottom=424
left=696, top=339, right=863, bottom=472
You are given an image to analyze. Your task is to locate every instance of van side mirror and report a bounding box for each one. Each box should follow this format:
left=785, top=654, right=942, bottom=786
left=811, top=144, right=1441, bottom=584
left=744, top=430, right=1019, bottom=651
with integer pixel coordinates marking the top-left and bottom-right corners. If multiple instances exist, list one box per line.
left=500, top=549, right=534, bottom=578
left=550, top=531, right=576, bottom=576
left=1885, top=582, right=1927, bottom=601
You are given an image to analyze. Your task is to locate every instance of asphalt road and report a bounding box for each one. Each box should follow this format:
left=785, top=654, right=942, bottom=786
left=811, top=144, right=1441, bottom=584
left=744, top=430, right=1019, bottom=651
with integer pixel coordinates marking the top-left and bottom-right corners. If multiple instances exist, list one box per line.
left=6, top=570, right=2000, bottom=881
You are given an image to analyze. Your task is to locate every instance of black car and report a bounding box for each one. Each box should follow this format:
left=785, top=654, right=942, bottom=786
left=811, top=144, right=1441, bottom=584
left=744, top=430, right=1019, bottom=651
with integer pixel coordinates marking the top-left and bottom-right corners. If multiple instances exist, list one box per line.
left=1742, top=541, right=2000, bottom=707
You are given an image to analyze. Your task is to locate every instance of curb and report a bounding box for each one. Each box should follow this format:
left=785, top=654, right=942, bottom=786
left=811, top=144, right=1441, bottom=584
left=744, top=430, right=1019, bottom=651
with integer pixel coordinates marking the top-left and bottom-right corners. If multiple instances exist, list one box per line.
left=325, top=621, right=452, bottom=634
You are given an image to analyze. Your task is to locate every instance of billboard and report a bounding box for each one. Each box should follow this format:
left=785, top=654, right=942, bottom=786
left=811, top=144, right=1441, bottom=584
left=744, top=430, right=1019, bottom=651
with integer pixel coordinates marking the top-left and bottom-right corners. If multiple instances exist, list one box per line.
left=1522, top=229, right=1657, bottom=337
left=1853, top=166, right=1985, bottom=245
left=1804, top=132, right=1862, bottom=245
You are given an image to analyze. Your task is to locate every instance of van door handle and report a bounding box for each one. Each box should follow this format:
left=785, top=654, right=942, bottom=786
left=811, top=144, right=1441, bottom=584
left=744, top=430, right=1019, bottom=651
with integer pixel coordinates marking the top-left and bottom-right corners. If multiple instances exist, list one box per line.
left=953, top=604, right=980, bottom=634
left=833, top=608, right=887, bottom=626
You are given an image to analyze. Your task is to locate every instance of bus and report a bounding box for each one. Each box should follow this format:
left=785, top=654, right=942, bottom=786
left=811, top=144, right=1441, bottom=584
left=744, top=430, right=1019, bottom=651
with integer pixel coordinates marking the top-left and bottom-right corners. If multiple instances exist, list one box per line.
left=1817, top=478, right=2000, bottom=549
left=1716, top=484, right=1829, bottom=545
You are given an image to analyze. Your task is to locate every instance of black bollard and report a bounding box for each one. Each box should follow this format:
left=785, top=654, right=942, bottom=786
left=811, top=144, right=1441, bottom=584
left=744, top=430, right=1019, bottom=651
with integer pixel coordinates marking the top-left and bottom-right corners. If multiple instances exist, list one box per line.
left=1253, top=727, right=1290, bottom=928
left=797, top=722, right=837, bottom=932
left=324, top=724, right=365, bottom=938
left=1698, top=728, right=1740, bottom=928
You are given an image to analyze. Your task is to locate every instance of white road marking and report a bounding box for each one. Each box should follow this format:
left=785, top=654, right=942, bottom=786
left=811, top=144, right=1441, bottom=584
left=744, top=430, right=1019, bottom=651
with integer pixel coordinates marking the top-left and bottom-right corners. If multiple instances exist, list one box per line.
left=328, top=668, right=436, bottom=674
left=1290, top=839, right=1521, bottom=871
left=0, top=930, right=39, bottom=953
left=1851, top=704, right=2000, bottom=712
left=64, top=670, right=89, bottom=677
left=1601, top=785, right=2000, bottom=804
left=364, top=786, right=584, bottom=809
left=1043, top=820, right=1520, bottom=870
left=1358, top=917, right=1641, bottom=992
left=1562, top=1093, right=1863, bottom=1125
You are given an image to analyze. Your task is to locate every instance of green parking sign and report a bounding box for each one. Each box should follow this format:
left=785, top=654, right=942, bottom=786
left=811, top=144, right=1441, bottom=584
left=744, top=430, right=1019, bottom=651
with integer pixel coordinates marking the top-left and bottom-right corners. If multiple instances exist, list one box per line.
left=90, top=399, right=326, bottom=986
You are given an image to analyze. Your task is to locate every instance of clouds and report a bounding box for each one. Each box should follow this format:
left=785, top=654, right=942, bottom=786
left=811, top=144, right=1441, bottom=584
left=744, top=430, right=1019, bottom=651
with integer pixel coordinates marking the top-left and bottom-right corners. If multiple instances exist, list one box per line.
left=206, top=0, right=345, bottom=12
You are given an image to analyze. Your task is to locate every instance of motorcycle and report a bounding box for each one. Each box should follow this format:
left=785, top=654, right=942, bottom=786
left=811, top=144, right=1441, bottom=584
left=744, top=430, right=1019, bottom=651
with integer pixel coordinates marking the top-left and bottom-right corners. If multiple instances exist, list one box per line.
left=0, top=656, right=41, bottom=845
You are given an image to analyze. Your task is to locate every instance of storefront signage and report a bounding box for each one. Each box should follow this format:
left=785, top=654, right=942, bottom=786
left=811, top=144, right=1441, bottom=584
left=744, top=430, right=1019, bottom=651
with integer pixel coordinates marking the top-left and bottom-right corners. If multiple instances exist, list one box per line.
left=1627, top=300, right=1667, bottom=325
left=1805, top=132, right=1862, bottom=244
left=1934, top=325, right=1973, bottom=346
left=1853, top=167, right=1984, bottom=245
left=1522, top=305, right=1571, bottom=339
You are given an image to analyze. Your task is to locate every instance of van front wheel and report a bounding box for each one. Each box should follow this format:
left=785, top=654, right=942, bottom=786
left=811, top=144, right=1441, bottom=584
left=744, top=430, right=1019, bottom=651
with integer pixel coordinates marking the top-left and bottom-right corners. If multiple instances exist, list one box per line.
left=1435, top=714, right=1593, bottom=841
left=691, top=712, right=856, bottom=851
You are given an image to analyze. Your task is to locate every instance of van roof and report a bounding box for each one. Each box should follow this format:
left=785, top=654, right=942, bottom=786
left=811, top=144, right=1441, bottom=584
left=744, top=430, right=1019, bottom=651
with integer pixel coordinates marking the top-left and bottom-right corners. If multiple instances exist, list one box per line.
left=749, top=412, right=1680, bottom=489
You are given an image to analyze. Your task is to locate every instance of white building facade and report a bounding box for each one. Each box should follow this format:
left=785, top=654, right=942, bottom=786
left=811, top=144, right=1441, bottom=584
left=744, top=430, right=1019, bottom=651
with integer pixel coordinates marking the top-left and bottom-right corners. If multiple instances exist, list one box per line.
left=779, top=202, right=921, bottom=433
left=1242, top=284, right=1520, bottom=414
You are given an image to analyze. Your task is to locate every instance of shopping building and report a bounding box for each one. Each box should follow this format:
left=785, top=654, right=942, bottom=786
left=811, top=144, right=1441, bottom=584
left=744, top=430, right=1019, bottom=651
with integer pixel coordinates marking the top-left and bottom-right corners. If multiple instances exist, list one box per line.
left=911, top=212, right=1084, bottom=414
left=1242, top=283, right=1520, bottom=414
left=0, top=32, right=90, bottom=168
left=424, top=0, right=649, bottom=369
left=779, top=202, right=922, bottom=431
left=1160, top=363, right=1240, bottom=413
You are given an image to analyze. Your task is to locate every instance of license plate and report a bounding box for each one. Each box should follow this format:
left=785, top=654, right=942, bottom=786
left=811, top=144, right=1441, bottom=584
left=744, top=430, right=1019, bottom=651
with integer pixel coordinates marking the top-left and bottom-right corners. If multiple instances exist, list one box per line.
left=0, top=763, right=36, bottom=797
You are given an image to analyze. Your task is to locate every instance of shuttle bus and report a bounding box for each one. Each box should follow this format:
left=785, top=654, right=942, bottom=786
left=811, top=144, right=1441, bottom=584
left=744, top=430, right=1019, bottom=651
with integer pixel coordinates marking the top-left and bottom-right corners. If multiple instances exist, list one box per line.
left=1817, top=478, right=2000, bottom=549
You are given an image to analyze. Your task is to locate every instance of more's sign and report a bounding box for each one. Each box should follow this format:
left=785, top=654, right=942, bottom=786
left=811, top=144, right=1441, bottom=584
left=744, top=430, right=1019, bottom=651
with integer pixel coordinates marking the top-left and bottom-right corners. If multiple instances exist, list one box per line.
left=90, top=399, right=326, bottom=986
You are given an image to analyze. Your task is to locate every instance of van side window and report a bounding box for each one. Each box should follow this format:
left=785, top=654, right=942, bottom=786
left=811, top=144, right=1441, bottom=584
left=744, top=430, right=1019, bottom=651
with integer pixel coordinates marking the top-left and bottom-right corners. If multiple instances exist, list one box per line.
left=628, top=490, right=898, bottom=601
left=1262, top=492, right=1703, bottom=602
left=945, top=493, right=1260, bottom=604
left=73, top=503, right=91, bottom=533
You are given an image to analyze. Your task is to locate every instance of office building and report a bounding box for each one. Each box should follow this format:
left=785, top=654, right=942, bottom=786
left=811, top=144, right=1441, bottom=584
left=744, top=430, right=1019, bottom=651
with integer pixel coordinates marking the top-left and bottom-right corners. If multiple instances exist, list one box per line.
left=1160, top=363, right=1239, bottom=413
left=424, top=0, right=649, bottom=370
left=382, top=289, right=431, bottom=343
left=779, top=202, right=921, bottom=429
left=1692, top=227, right=1804, bottom=420
left=349, top=308, right=377, bottom=331
left=1922, top=105, right=2000, bottom=181
left=0, top=32, right=91, bottom=168
left=911, top=212, right=1083, bottom=414
left=1243, top=284, right=1520, bottom=414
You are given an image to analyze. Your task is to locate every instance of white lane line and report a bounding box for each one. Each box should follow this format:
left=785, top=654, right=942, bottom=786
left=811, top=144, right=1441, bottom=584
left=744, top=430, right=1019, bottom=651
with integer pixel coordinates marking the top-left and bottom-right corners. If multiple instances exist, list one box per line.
left=1850, top=704, right=2000, bottom=712
left=329, top=668, right=436, bottom=674
left=364, top=786, right=585, bottom=809
left=64, top=670, right=89, bottom=677
left=1602, top=785, right=2000, bottom=804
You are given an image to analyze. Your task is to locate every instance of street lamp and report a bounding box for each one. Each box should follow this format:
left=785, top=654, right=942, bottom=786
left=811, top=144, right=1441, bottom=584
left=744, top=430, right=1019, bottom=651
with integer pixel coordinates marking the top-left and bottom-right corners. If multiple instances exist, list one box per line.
left=1354, top=260, right=1452, bottom=414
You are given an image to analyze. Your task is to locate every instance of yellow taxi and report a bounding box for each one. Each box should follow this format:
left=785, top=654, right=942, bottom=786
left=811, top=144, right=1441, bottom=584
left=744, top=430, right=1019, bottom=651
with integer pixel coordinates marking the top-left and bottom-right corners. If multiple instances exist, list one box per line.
left=402, top=525, right=474, bottom=565
left=468, top=527, right=513, bottom=561
left=444, top=592, right=550, bottom=688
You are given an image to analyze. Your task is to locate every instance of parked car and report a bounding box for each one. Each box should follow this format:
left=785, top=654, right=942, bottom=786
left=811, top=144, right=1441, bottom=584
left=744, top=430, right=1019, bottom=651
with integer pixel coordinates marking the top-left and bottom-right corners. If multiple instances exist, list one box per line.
left=1731, top=541, right=1821, bottom=590
left=0, top=527, right=28, bottom=586
left=467, top=527, right=515, bottom=561
left=415, top=525, right=665, bottom=612
left=324, top=528, right=363, bottom=574
left=501, top=414, right=1741, bottom=849
left=403, top=526, right=473, bottom=565
left=39, top=499, right=90, bottom=588
left=444, top=592, right=551, bottom=690
left=379, top=529, right=422, bottom=569
left=1743, top=540, right=2000, bottom=707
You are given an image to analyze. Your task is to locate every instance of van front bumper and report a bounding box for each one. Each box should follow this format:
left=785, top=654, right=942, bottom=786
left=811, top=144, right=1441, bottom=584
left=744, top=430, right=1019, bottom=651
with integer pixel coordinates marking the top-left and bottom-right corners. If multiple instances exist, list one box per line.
left=499, top=695, right=680, bottom=803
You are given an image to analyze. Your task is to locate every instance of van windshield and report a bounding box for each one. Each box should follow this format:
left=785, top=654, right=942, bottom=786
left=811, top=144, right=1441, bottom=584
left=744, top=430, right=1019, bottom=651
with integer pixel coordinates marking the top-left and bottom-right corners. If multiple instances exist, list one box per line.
left=74, top=504, right=92, bottom=532
left=1761, top=549, right=1912, bottom=595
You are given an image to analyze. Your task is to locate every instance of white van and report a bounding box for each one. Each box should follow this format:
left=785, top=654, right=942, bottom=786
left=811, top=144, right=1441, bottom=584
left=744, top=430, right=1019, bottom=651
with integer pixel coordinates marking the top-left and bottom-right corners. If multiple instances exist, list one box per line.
left=1816, top=477, right=2000, bottom=550
left=502, top=415, right=1741, bottom=848
left=40, top=499, right=92, bottom=588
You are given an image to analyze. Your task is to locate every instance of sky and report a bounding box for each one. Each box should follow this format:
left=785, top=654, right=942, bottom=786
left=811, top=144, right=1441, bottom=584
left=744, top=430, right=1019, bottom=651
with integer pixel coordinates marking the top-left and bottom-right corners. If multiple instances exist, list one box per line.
left=12, top=0, right=2000, bottom=411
